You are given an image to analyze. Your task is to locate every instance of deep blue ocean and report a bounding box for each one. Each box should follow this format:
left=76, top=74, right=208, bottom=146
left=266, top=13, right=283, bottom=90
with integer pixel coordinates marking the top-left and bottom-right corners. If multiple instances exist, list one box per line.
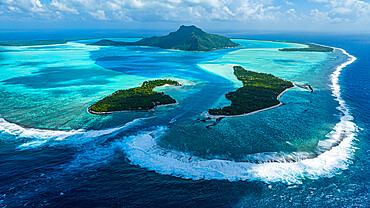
left=0, top=30, right=368, bottom=207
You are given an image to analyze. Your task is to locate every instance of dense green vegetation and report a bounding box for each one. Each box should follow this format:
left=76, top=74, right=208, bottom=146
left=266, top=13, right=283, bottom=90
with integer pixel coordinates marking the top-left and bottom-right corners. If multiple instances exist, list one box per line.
left=89, top=79, right=181, bottom=113
left=208, top=66, right=294, bottom=116
left=90, top=39, right=128, bottom=46
left=279, top=42, right=333, bottom=52
left=90, top=25, right=241, bottom=51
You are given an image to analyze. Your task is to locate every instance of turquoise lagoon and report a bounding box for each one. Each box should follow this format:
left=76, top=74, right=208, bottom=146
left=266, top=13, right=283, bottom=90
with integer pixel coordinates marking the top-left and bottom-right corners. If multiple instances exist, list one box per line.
left=0, top=38, right=356, bottom=184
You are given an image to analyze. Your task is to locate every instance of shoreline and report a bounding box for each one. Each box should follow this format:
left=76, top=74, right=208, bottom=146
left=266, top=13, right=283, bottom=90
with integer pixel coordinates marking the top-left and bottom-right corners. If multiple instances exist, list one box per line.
left=88, top=81, right=182, bottom=115
left=206, top=84, right=296, bottom=119
left=0, top=38, right=361, bottom=184
left=88, top=101, right=179, bottom=115
left=233, top=38, right=334, bottom=52
left=120, top=47, right=359, bottom=184
left=168, top=44, right=242, bottom=52
left=1, top=37, right=331, bottom=53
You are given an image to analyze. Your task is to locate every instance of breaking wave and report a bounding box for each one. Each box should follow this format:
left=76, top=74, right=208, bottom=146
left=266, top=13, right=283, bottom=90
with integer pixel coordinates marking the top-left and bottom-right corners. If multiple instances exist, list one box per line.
left=0, top=117, right=146, bottom=150
left=0, top=47, right=358, bottom=184
left=120, top=48, right=358, bottom=184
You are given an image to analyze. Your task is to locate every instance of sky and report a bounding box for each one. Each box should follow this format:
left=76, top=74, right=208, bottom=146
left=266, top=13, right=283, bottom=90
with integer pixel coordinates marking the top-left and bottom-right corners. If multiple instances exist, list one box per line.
left=0, top=0, right=369, bottom=33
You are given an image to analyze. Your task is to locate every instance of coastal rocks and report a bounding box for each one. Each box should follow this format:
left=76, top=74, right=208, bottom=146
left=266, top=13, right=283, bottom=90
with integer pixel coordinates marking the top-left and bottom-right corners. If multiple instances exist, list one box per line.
left=296, top=84, right=314, bottom=92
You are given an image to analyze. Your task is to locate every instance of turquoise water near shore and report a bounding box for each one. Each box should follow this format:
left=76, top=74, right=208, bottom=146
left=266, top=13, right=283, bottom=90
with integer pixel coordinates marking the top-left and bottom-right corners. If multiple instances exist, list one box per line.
left=0, top=36, right=365, bottom=207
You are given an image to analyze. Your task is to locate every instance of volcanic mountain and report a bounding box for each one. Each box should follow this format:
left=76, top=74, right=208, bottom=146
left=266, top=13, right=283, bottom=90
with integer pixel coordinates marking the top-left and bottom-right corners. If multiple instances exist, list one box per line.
left=90, top=25, right=241, bottom=51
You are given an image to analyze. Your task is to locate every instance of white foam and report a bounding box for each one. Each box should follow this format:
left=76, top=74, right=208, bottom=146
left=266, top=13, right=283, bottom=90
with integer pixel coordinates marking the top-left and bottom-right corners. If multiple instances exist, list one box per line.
left=0, top=117, right=146, bottom=150
left=0, top=118, right=79, bottom=140
left=120, top=47, right=359, bottom=184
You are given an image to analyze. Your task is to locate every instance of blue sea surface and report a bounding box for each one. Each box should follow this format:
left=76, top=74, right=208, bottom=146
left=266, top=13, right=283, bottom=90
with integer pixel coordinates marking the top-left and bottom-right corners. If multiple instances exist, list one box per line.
left=0, top=32, right=368, bottom=207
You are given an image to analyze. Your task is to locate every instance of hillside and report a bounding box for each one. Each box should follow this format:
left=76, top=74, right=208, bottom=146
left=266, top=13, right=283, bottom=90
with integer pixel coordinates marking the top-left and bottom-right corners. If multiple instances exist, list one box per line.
left=90, top=25, right=241, bottom=51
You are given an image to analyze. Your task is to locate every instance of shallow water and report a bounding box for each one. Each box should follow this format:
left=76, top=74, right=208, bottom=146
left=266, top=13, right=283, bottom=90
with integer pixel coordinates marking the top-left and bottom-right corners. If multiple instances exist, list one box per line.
left=0, top=35, right=367, bottom=207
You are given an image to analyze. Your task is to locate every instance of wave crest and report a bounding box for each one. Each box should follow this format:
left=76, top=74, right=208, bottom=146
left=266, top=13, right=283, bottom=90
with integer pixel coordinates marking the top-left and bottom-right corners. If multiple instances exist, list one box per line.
left=121, top=47, right=358, bottom=184
left=0, top=118, right=145, bottom=150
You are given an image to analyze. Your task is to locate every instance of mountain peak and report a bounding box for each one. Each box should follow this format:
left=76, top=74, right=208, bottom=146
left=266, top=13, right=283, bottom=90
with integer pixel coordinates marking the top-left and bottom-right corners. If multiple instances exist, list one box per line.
left=179, top=25, right=198, bottom=29
left=91, top=25, right=241, bottom=51
left=176, top=25, right=203, bottom=34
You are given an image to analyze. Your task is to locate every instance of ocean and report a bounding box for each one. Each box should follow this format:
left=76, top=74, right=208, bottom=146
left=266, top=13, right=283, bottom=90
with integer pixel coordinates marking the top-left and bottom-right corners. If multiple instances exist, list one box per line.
left=0, top=31, right=368, bottom=207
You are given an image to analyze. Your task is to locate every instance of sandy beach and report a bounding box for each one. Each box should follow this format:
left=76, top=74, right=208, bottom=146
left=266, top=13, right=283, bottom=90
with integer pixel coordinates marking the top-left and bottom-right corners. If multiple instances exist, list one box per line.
left=206, top=84, right=296, bottom=119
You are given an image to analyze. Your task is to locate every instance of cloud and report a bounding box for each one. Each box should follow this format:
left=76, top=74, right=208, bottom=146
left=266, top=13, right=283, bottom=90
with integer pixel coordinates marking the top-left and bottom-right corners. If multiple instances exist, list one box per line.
left=50, top=0, right=79, bottom=14
left=0, top=0, right=45, bottom=13
left=310, top=8, right=332, bottom=22
left=0, top=0, right=369, bottom=31
left=89, top=10, right=107, bottom=20
left=333, top=7, right=352, bottom=14
left=310, top=0, right=370, bottom=23
left=185, top=0, right=222, bottom=8
left=285, top=1, right=294, bottom=6
left=0, top=0, right=283, bottom=22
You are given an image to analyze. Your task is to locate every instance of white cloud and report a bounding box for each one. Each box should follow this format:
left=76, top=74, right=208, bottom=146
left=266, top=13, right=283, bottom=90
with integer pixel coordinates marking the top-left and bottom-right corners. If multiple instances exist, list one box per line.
left=50, top=0, right=79, bottom=14
left=333, top=7, right=352, bottom=14
left=31, top=0, right=41, bottom=7
left=89, top=9, right=107, bottom=20
left=286, top=8, right=302, bottom=21
left=28, top=0, right=45, bottom=12
left=186, top=0, right=222, bottom=8
left=113, top=10, right=133, bottom=21
left=106, top=2, right=121, bottom=11
left=310, top=8, right=331, bottom=22
left=0, top=0, right=284, bottom=22
left=285, top=1, right=294, bottom=6
left=127, top=0, right=145, bottom=9
left=8, top=5, right=19, bottom=11
left=0, top=0, right=368, bottom=31
left=0, top=0, right=49, bottom=19
left=310, top=0, right=370, bottom=23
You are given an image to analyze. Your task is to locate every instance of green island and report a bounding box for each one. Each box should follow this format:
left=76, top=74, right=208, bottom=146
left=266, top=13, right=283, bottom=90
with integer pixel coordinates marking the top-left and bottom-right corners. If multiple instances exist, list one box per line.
left=89, top=25, right=241, bottom=52
left=279, top=42, right=333, bottom=52
left=208, top=66, right=294, bottom=116
left=88, top=79, right=181, bottom=114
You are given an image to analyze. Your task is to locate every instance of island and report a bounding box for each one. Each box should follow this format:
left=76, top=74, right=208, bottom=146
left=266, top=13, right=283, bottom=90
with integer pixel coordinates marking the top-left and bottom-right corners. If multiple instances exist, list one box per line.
left=89, top=25, right=241, bottom=51
left=279, top=42, right=333, bottom=52
left=88, top=79, right=181, bottom=114
left=208, top=66, right=294, bottom=116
